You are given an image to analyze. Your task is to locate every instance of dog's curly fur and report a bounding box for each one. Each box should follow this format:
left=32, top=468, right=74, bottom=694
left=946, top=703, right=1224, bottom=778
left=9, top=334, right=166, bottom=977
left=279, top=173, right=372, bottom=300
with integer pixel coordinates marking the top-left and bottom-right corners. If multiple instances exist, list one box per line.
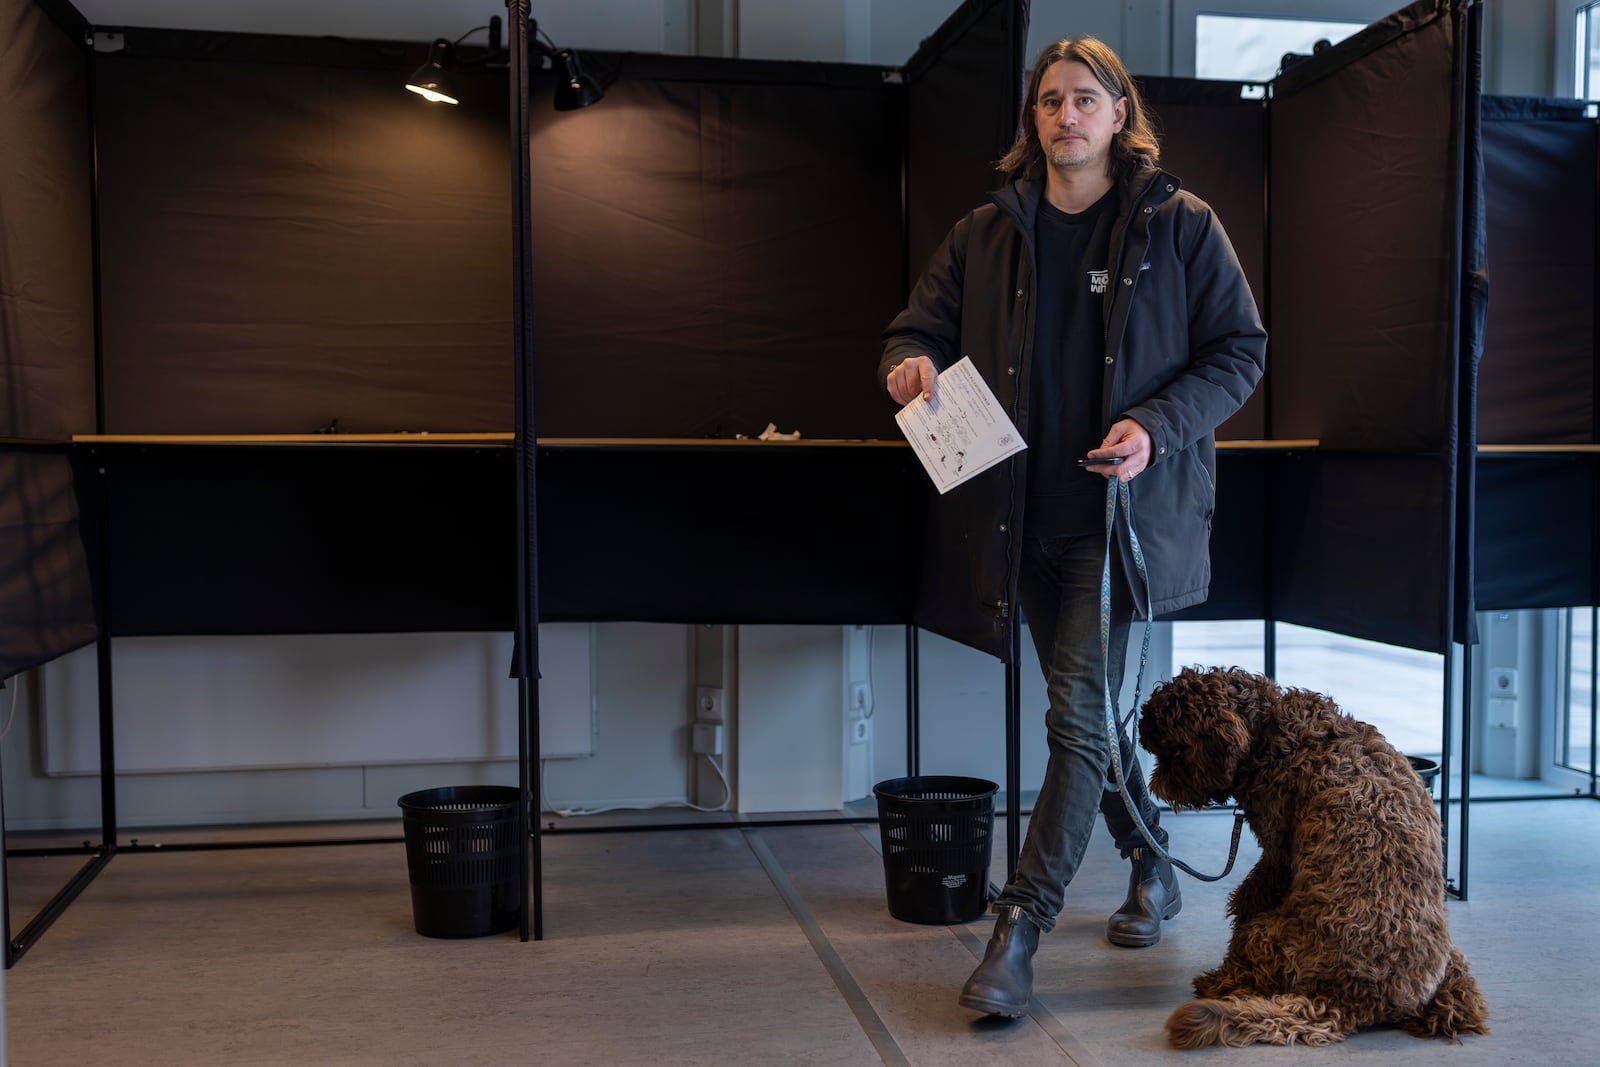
left=1137, top=666, right=1489, bottom=1048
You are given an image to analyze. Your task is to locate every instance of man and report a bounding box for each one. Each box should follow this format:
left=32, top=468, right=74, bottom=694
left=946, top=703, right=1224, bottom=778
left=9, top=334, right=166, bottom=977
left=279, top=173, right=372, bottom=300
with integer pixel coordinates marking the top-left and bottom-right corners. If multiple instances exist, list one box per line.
left=880, top=37, right=1266, bottom=1017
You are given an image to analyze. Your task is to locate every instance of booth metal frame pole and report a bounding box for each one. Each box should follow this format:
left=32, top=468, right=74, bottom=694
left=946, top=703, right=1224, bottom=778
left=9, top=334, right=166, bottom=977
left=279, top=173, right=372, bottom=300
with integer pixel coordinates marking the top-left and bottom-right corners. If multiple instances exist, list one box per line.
left=1004, top=620, right=1022, bottom=881
left=905, top=626, right=920, bottom=776
left=1589, top=606, right=1598, bottom=799
left=1442, top=0, right=1481, bottom=904
left=505, top=0, right=543, bottom=943
left=4, top=477, right=119, bottom=969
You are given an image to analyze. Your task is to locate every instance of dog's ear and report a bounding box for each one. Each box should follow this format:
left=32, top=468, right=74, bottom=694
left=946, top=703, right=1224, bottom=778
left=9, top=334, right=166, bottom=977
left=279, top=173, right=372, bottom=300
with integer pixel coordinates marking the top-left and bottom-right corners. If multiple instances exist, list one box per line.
left=1221, top=667, right=1278, bottom=725
left=1190, top=668, right=1248, bottom=758
left=1212, top=667, right=1277, bottom=783
left=1212, top=703, right=1253, bottom=777
left=1190, top=668, right=1257, bottom=791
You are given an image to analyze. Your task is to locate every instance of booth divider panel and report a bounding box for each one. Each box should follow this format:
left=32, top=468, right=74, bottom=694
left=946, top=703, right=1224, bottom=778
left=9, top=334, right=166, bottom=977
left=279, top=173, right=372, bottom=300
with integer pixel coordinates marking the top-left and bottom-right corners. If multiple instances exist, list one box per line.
left=0, top=0, right=96, bottom=440
left=90, top=443, right=921, bottom=637
left=1477, top=100, right=1596, bottom=445
left=1267, top=3, right=1461, bottom=450
left=93, top=34, right=906, bottom=442
left=904, top=0, right=1027, bottom=287
left=0, top=448, right=98, bottom=677
left=93, top=44, right=512, bottom=435
left=1139, top=76, right=1268, bottom=442
left=1474, top=456, right=1597, bottom=611
left=1269, top=454, right=1454, bottom=653
left=96, top=445, right=516, bottom=636
left=1164, top=452, right=1268, bottom=622
left=528, top=74, right=903, bottom=440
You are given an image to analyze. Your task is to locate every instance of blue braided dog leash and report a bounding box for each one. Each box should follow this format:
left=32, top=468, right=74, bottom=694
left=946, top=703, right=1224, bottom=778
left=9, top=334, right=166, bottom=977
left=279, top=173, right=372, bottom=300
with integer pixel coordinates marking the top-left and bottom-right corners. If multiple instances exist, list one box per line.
left=1100, top=474, right=1246, bottom=881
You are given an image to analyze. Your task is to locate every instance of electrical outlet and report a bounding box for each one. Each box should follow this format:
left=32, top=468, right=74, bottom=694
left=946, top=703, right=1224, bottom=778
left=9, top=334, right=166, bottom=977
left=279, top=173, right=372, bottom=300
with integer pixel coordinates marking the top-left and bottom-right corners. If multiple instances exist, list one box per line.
left=696, top=686, right=724, bottom=720
left=851, top=718, right=870, bottom=745
left=850, top=681, right=871, bottom=713
left=1487, top=667, right=1517, bottom=699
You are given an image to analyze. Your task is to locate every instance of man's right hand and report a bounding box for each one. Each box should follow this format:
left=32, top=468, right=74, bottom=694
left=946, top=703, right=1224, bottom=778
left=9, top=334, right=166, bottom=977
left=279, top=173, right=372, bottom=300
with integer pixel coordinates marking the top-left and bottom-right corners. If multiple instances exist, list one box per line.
left=886, top=355, right=939, bottom=405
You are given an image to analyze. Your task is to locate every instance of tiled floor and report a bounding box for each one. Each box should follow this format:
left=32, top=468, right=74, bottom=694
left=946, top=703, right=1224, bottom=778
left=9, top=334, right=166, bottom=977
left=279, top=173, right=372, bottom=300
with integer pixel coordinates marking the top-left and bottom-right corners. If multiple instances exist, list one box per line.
left=4, top=796, right=1597, bottom=1065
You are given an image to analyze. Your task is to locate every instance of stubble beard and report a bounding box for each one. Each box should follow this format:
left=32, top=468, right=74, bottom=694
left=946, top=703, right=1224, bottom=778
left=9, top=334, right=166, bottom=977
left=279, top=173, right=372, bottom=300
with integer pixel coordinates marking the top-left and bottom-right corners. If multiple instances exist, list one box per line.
left=1045, top=138, right=1093, bottom=169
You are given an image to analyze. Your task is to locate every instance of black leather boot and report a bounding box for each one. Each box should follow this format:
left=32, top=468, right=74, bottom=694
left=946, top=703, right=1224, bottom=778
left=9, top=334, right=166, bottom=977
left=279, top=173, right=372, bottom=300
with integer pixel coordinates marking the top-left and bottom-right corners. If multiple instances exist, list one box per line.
left=958, top=904, right=1040, bottom=1017
left=1106, top=847, right=1181, bottom=947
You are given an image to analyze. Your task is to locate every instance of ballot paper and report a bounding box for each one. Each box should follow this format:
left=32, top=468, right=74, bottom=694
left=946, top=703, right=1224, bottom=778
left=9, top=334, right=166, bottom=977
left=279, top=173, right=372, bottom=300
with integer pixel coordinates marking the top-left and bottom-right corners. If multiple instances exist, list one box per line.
left=894, top=356, right=1026, bottom=494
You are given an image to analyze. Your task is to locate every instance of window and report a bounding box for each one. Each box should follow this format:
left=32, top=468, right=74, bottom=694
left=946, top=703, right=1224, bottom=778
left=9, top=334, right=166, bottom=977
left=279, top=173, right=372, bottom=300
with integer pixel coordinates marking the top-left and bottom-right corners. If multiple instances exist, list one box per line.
left=1195, top=14, right=1365, bottom=82
left=1563, top=608, right=1596, bottom=774
left=1172, top=622, right=1444, bottom=759
left=1170, top=619, right=1267, bottom=676
left=1173, top=1, right=1395, bottom=80
left=1270, top=625, right=1445, bottom=759
left=1578, top=3, right=1600, bottom=98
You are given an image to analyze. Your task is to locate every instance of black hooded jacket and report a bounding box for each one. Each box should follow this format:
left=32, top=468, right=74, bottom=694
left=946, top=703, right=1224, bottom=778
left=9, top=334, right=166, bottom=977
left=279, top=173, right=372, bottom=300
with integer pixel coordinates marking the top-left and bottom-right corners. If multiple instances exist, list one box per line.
left=880, top=167, right=1267, bottom=660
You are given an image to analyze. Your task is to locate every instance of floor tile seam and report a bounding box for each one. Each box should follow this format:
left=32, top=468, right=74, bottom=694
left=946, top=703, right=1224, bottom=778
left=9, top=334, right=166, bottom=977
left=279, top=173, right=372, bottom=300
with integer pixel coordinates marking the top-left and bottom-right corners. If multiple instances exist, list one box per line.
left=856, top=814, right=1101, bottom=1061
left=759, top=822, right=1100, bottom=1063
left=741, top=828, right=913, bottom=1067
left=951, top=913, right=1107, bottom=1066
left=856, top=807, right=1105, bottom=1059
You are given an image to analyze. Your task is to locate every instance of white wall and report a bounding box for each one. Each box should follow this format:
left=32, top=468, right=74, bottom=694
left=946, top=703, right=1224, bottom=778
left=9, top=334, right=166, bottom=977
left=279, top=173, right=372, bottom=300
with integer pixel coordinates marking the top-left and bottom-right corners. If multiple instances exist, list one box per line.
left=67, top=0, right=1568, bottom=88
left=71, top=0, right=676, bottom=53
left=38, top=629, right=596, bottom=775
left=5, top=624, right=700, bottom=829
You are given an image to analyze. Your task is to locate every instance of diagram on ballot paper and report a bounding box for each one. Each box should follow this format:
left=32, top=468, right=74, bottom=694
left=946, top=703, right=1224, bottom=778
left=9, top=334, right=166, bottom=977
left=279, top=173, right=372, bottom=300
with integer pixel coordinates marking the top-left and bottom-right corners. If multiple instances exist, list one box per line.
left=895, top=356, right=1025, bottom=494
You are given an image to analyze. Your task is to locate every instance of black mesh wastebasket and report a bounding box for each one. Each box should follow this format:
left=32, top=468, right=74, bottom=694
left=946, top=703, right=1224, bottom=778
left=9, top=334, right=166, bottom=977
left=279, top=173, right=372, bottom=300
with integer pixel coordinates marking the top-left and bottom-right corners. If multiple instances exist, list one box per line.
left=398, top=785, right=521, bottom=939
left=873, top=775, right=998, bottom=924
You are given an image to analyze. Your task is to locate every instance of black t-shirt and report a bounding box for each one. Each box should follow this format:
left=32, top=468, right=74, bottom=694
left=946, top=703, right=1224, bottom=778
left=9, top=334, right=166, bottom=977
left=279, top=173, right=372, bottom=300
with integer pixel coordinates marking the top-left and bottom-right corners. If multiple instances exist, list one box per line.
left=1026, top=186, right=1117, bottom=537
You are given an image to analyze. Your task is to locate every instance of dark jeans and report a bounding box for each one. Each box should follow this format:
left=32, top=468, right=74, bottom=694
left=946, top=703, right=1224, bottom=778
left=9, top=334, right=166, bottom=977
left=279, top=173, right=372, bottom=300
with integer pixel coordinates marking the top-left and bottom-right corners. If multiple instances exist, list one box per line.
left=995, top=533, right=1166, bottom=933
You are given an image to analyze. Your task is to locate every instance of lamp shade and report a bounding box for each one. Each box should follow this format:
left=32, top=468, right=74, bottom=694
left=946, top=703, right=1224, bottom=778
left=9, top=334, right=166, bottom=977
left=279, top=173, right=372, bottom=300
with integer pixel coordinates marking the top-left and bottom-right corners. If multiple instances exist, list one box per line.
left=405, top=38, right=459, bottom=104
left=551, top=49, right=604, bottom=111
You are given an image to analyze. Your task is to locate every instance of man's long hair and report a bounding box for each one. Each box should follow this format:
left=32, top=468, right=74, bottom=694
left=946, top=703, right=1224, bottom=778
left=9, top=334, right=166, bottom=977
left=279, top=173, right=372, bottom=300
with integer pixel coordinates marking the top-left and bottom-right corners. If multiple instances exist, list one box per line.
left=997, top=37, right=1160, bottom=181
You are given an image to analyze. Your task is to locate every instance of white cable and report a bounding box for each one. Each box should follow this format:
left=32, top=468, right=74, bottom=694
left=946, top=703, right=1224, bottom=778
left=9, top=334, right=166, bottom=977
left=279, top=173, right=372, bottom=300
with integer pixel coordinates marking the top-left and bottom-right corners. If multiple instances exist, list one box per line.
left=681, top=752, right=732, bottom=812
left=862, top=624, right=876, bottom=719
left=541, top=753, right=731, bottom=817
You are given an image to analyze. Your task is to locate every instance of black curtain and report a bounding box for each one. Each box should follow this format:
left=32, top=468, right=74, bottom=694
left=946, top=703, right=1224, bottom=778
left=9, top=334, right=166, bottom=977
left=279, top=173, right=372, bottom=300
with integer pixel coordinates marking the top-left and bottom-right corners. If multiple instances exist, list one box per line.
left=1474, top=96, right=1597, bottom=612
left=91, top=32, right=904, bottom=442
left=903, top=0, right=1029, bottom=286
left=1476, top=456, right=1596, bottom=611
left=900, top=0, right=1030, bottom=660
left=0, top=0, right=98, bottom=680
left=1266, top=0, right=1478, bottom=654
left=0, top=0, right=96, bottom=439
left=1476, top=97, right=1594, bottom=446
left=1138, top=75, right=1267, bottom=443
left=0, top=447, right=98, bottom=677
left=7, top=0, right=1524, bottom=663
left=1138, top=79, right=1270, bottom=624
left=92, top=31, right=513, bottom=435
left=525, top=55, right=902, bottom=440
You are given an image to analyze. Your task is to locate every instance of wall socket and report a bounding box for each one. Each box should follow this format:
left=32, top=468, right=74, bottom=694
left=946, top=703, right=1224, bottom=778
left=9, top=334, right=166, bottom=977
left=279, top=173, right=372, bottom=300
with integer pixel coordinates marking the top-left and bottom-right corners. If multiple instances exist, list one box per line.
left=1487, top=667, right=1518, bottom=699
left=850, top=718, right=870, bottom=745
left=696, top=685, right=724, bottom=720
left=849, top=681, right=871, bottom=713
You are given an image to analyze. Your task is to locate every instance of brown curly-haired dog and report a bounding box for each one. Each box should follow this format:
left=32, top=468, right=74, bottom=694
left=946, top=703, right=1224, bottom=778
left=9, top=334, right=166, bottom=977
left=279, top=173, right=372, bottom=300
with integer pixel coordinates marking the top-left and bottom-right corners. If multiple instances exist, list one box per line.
left=1136, top=666, right=1488, bottom=1048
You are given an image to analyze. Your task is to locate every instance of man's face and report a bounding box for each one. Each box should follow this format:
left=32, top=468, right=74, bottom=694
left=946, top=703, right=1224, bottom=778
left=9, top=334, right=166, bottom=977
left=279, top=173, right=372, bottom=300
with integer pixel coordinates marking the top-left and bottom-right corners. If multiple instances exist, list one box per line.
left=1032, top=59, right=1127, bottom=175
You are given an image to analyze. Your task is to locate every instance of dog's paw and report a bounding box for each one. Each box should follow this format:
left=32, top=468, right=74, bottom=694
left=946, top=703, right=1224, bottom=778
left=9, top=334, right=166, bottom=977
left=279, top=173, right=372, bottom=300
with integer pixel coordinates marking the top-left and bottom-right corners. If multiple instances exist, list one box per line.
left=1192, top=968, right=1229, bottom=999
left=1192, top=967, right=1252, bottom=999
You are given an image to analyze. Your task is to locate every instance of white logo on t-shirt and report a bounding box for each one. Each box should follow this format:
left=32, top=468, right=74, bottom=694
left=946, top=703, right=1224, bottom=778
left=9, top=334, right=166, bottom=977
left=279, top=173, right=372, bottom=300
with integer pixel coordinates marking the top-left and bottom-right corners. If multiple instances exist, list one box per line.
left=1088, top=269, right=1109, bottom=294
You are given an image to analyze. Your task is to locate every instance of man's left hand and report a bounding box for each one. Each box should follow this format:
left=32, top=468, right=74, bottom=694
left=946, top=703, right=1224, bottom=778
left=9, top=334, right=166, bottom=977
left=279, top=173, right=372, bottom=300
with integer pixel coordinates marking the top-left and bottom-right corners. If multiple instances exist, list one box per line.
left=1085, top=419, right=1152, bottom=483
